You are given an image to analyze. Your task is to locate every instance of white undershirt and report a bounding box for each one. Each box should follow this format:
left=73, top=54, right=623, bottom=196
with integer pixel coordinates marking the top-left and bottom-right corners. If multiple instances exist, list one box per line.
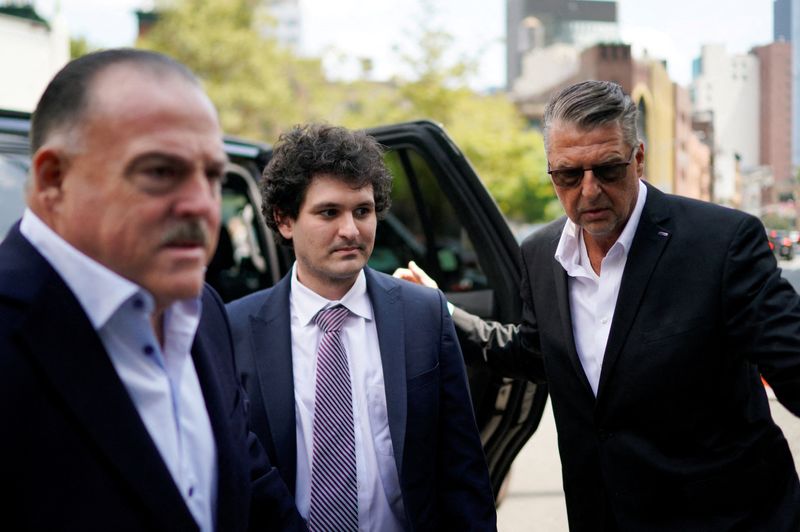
left=20, top=209, right=217, bottom=531
left=553, top=180, right=647, bottom=396
left=289, top=265, right=406, bottom=531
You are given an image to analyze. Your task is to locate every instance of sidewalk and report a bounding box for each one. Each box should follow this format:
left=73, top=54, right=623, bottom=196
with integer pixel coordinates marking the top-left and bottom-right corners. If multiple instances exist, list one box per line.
left=496, top=398, right=567, bottom=531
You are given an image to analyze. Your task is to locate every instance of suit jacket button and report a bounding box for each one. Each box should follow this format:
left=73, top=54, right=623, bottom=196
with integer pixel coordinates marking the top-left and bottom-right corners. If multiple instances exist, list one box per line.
left=598, top=430, right=610, bottom=441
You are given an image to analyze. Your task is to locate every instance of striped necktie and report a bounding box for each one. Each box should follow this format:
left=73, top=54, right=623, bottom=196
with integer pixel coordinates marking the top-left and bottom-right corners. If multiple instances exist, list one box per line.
left=308, top=305, right=358, bottom=531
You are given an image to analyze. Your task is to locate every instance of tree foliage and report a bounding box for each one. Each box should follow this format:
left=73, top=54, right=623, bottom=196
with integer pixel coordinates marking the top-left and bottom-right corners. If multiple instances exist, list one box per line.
left=380, top=1, right=555, bottom=222
left=137, top=0, right=557, bottom=222
left=761, top=213, right=794, bottom=231
left=447, top=94, right=555, bottom=221
left=138, top=0, right=329, bottom=140
left=70, top=36, right=93, bottom=60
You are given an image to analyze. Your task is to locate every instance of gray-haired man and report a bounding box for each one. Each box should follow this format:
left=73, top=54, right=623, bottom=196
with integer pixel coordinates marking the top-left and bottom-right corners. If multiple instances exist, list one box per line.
left=398, top=80, right=800, bottom=531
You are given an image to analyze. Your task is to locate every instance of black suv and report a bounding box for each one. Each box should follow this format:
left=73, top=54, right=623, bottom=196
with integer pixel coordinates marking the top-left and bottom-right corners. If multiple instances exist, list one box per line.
left=0, top=109, right=547, bottom=499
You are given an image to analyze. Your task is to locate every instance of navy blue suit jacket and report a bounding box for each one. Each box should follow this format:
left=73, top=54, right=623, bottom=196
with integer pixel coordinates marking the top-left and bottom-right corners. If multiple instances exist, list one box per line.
left=0, top=225, right=304, bottom=531
left=227, top=267, right=496, bottom=531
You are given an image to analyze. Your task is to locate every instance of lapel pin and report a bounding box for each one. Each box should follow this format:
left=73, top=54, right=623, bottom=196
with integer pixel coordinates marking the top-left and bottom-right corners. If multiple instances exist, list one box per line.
left=658, top=231, right=669, bottom=237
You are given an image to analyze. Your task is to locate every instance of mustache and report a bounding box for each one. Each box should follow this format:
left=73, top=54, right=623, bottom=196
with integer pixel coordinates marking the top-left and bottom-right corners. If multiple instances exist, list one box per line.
left=160, top=219, right=211, bottom=247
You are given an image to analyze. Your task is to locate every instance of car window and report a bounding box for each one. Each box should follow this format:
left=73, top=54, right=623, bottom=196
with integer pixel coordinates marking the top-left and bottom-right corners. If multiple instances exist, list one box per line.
left=0, top=153, right=29, bottom=238
left=371, top=148, right=488, bottom=294
left=207, top=165, right=277, bottom=302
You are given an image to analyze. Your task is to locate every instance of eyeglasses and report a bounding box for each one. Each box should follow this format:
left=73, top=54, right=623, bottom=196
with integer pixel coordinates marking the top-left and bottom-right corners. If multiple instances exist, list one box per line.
left=547, top=147, right=637, bottom=188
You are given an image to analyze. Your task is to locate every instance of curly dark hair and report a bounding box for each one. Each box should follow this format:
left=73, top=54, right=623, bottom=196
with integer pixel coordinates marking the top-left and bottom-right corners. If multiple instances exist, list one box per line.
left=261, top=123, right=393, bottom=246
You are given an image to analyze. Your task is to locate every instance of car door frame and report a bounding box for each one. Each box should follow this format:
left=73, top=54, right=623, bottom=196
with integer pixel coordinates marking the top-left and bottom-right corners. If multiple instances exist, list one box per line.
left=364, top=120, right=549, bottom=497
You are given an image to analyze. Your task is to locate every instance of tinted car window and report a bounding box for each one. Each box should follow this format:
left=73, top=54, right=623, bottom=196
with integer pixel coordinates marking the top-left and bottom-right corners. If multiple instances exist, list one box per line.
left=207, top=165, right=278, bottom=302
left=0, top=152, right=28, bottom=237
left=372, top=148, right=488, bottom=293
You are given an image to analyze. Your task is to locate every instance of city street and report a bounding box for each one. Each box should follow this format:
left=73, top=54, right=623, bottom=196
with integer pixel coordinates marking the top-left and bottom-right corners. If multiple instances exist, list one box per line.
left=497, top=254, right=800, bottom=531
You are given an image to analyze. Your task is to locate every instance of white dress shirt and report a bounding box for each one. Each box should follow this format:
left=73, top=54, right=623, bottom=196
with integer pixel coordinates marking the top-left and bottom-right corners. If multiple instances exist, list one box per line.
left=289, top=265, right=406, bottom=531
left=20, top=209, right=218, bottom=531
left=554, top=180, right=647, bottom=396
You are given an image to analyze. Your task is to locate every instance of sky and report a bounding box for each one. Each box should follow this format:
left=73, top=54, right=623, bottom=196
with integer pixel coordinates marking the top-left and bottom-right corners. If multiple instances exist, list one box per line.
left=31, top=0, right=775, bottom=89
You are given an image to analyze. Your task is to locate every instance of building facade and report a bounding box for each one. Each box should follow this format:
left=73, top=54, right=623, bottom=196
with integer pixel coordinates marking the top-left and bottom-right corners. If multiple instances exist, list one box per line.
left=640, top=59, right=675, bottom=192
left=792, top=0, right=800, bottom=167
left=775, top=0, right=792, bottom=41
left=506, top=0, right=618, bottom=89
left=692, top=44, right=760, bottom=206
left=259, top=0, right=302, bottom=52
left=674, top=84, right=712, bottom=201
left=752, top=42, right=793, bottom=202
left=0, top=5, right=69, bottom=112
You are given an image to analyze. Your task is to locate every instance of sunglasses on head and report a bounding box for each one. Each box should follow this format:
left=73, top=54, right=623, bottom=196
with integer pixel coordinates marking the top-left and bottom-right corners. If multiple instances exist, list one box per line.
left=547, top=146, right=637, bottom=188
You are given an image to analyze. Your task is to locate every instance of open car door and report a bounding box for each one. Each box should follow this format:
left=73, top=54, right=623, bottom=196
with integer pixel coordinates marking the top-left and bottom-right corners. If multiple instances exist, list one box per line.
left=363, top=121, right=548, bottom=498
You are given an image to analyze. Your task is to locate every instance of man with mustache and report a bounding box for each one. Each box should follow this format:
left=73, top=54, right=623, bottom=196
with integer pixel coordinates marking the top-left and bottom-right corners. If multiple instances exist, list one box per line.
left=397, top=80, right=800, bottom=530
left=0, top=49, right=304, bottom=530
left=227, top=124, right=496, bottom=531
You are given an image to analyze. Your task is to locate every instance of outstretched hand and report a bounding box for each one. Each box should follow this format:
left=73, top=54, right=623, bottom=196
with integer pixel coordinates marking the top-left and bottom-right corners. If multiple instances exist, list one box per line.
left=392, top=260, right=439, bottom=289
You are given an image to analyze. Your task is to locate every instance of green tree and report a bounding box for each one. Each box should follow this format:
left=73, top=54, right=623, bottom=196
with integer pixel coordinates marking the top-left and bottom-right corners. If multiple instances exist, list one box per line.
left=447, top=94, right=555, bottom=221
left=761, top=213, right=793, bottom=231
left=138, top=0, right=329, bottom=140
left=137, top=0, right=556, bottom=222
left=70, top=36, right=92, bottom=59
left=346, top=1, right=555, bottom=223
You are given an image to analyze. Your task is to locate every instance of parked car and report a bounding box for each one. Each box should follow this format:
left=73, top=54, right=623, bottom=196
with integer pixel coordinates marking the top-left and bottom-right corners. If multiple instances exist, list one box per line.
left=0, top=109, right=547, bottom=499
left=790, top=230, right=800, bottom=254
left=768, top=229, right=795, bottom=261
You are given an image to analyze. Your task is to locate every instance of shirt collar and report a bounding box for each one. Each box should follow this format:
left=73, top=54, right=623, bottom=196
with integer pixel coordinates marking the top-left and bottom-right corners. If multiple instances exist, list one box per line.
left=290, top=263, right=373, bottom=326
left=554, top=179, right=648, bottom=273
left=162, top=297, right=202, bottom=356
left=614, top=179, right=648, bottom=253
left=19, top=208, right=200, bottom=333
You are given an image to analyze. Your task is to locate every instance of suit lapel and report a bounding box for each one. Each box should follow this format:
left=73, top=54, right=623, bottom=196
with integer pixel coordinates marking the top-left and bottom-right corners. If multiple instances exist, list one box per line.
left=552, top=249, right=595, bottom=396
left=597, top=183, right=672, bottom=400
left=15, top=250, right=194, bottom=530
left=248, top=275, right=298, bottom=493
left=191, top=316, right=242, bottom=532
left=365, top=268, right=407, bottom=475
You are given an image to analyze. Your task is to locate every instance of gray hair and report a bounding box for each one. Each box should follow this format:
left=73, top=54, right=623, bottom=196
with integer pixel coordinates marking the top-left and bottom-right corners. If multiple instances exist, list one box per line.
left=542, top=80, right=639, bottom=151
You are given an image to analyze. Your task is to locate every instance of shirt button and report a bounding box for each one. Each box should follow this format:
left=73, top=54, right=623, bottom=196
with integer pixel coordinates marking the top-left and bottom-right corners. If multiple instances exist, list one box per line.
left=143, top=345, right=154, bottom=356
left=600, top=317, right=608, bottom=325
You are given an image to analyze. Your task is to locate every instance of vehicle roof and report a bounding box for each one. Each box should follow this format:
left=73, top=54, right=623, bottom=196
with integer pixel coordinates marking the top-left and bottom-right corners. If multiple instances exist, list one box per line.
left=0, top=108, right=272, bottom=164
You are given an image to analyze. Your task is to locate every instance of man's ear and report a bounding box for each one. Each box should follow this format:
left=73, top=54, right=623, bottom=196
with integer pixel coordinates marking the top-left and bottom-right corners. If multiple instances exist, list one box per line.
left=635, top=142, right=645, bottom=177
left=274, top=210, right=294, bottom=240
left=30, top=147, right=67, bottom=210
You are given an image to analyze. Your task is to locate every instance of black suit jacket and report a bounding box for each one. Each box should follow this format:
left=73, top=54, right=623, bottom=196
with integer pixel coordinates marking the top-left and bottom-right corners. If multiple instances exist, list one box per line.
left=0, top=225, right=304, bottom=531
left=455, top=183, right=800, bottom=531
left=227, top=267, right=496, bottom=531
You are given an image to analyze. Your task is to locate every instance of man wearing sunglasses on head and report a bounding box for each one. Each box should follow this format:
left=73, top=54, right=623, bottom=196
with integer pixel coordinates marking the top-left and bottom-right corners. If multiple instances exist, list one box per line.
left=396, top=80, right=800, bottom=531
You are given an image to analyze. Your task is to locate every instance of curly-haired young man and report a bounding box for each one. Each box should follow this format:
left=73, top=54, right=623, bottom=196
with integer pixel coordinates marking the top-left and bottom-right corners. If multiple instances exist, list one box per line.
left=227, top=124, right=496, bottom=531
